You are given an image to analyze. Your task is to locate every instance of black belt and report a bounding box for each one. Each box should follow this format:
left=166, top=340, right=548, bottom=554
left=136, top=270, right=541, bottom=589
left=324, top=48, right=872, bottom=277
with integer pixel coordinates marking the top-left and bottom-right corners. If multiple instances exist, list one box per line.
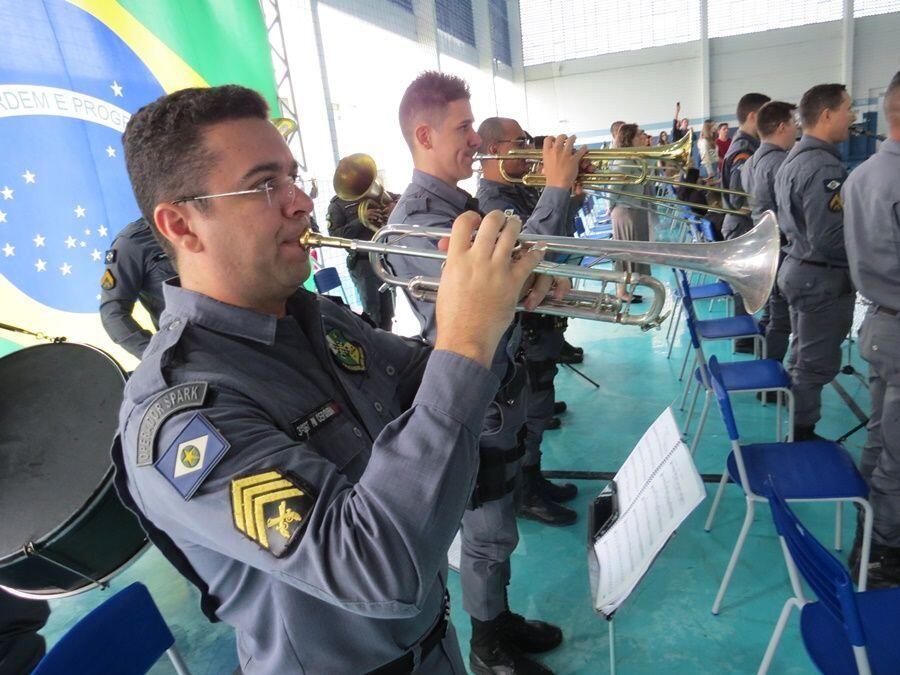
left=788, top=256, right=848, bottom=269
left=367, top=591, right=451, bottom=674
left=874, top=305, right=899, bottom=317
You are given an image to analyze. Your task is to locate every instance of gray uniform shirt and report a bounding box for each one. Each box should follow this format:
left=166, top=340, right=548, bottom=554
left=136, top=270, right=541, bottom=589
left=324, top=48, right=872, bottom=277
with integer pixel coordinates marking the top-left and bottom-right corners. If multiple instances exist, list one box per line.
left=99, top=219, right=177, bottom=358
left=775, top=135, right=849, bottom=265
left=843, top=138, right=900, bottom=309
left=742, top=142, right=788, bottom=225
left=112, top=282, right=499, bottom=673
left=721, top=130, right=760, bottom=236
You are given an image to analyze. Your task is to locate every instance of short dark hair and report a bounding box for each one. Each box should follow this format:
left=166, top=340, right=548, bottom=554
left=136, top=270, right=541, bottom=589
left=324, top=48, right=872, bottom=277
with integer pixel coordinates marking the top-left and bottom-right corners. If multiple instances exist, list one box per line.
left=615, top=123, right=639, bottom=148
left=716, top=122, right=729, bottom=131
left=736, top=93, right=771, bottom=124
left=477, top=117, right=515, bottom=152
left=757, top=101, right=797, bottom=137
left=122, top=85, right=269, bottom=258
left=884, top=71, right=900, bottom=120
left=798, top=83, right=847, bottom=128
left=398, top=71, right=470, bottom=149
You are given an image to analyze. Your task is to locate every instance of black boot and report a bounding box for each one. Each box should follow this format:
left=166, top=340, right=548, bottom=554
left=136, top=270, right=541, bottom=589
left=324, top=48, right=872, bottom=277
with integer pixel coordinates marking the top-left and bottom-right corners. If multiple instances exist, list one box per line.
left=552, top=401, right=567, bottom=415
left=755, top=391, right=779, bottom=403
left=470, top=616, right=554, bottom=675
left=524, top=464, right=577, bottom=503
left=497, top=610, right=563, bottom=653
left=518, top=467, right=577, bottom=526
left=556, top=346, right=583, bottom=365
left=545, top=417, right=562, bottom=431
left=561, top=341, right=583, bottom=357
left=857, top=543, right=900, bottom=589
left=733, top=338, right=755, bottom=354
left=794, top=425, right=825, bottom=442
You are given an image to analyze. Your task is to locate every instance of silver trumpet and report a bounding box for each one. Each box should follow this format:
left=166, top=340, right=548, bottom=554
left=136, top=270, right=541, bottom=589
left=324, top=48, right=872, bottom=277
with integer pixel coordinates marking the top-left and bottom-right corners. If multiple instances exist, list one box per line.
left=299, top=211, right=780, bottom=330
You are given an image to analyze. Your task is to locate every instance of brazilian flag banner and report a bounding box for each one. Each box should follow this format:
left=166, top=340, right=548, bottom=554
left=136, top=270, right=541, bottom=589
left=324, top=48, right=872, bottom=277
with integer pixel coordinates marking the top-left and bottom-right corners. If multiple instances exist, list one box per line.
left=0, top=0, right=278, bottom=364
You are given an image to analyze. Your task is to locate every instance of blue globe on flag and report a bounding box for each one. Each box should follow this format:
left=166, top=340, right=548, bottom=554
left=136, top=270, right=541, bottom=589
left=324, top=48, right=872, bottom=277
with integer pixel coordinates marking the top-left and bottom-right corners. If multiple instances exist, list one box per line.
left=0, top=0, right=165, bottom=313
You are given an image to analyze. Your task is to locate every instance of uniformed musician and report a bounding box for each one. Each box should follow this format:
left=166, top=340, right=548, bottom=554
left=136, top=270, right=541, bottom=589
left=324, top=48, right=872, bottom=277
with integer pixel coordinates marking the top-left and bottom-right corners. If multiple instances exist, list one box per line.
left=475, top=116, right=578, bottom=529
left=775, top=83, right=857, bottom=441
left=721, top=92, right=771, bottom=352
left=741, top=100, right=798, bottom=367
left=843, top=71, right=900, bottom=588
left=388, top=72, right=583, bottom=675
left=99, top=217, right=177, bottom=358
left=112, top=84, right=546, bottom=674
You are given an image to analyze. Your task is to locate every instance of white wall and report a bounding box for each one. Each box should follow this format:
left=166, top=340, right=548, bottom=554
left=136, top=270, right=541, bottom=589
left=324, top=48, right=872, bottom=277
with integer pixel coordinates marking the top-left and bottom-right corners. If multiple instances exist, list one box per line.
left=523, top=12, right=900, bottom=140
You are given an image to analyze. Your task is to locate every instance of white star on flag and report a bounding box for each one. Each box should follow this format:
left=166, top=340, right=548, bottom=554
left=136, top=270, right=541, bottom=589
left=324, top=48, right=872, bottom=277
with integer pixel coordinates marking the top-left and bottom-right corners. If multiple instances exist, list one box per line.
left=79, top=241, right=86, bottom=247
left=35, top=259, right=47, bottom=272
left=84, top=228, right=91, bottom=235
left=97, top=225, right=108, bottom=237
left=64, top=235, right=77, bottom=248
left=2, top=186, right=13, bottom=200
left=0, top=210, right=6, bottom=223
left=105, top=146, right=116, bottom=158
left=22, top=170, right=35, bottom=184
left=74, top=205, right=86, bottom=218
left=60, top=262, right=72, bottom=276
left=91, top=249, right=102, bottom=261
left=110, top=81, right=123, bottom=97
left=33, top=234, right=45, bottom=247
left=3, top=243, right=14, bottom=257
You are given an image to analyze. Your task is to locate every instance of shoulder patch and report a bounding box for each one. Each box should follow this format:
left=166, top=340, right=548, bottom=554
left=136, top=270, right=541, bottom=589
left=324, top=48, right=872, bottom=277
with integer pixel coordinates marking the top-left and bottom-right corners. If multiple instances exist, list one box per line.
left=100, top=269, right=116, bottom=290
left=137, top=382, right=210, bottom=466
left=828, top=192, right=844, bottom=213
left=154, top=412, right=230, bottom=499
left=231, top=470, right=316, bottom=557
left=325, top=328, right=367, bottom=372
left=733, top=152, right=752, bottom=164
left=824, top=178, right=843, bottom=192
left=104, top=249, right=117, bottom=264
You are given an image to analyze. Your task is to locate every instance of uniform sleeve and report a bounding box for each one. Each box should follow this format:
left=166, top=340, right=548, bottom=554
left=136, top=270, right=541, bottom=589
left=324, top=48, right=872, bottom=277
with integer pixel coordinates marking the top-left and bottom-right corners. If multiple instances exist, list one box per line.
left=802, top=166, right=847, bottom=261
left=99, top=239, right=152, bottom=358
left=327, top=200, right=372, bottom=240
left=522, top=186, right=571, bottom=237
left=725, top=150, right=752, bottom=210
left=125, top=350, right=497, bottom=619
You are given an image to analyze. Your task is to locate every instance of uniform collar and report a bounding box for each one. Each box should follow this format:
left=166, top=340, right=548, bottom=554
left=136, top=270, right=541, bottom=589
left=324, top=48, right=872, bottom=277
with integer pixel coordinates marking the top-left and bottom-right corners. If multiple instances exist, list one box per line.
left=412, top=169, right=472, bottom=211
left=160, top=280, right=315, bottom=346
left=880, top=138, right=900, bottom=155
left=789, top=134, right=842, bottom=160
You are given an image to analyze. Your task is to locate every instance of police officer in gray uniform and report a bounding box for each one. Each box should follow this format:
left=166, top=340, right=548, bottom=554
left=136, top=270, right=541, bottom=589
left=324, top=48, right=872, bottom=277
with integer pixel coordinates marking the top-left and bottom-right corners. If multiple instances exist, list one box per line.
left=389, top=73, right=584, bottom=675
left=113, top=85, right=544, bottom=674
left=741, top=101, right=798, bottom=366
left=99, top=218, right=177, bottom=358
left=843, top=71, right=900, bottom=588
left=721, top=93, right=770, bottom=350
left=475, top=116, right=578, bottom=528
left=775, top=83, right=857, bottom=441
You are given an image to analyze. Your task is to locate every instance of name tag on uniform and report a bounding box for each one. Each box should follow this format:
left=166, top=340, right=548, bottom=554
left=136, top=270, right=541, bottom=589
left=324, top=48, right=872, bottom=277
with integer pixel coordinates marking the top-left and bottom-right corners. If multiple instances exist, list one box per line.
left=155, top=413, right=230, bottom=500
left=291, top=401, right=341, bottom=441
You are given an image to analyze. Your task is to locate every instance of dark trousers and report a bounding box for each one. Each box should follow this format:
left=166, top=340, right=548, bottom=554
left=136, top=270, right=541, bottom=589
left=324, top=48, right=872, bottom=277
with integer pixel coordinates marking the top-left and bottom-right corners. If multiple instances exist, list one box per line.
left=0, top=590, right=49, bottom=675
left=348, top=257, right=395, bottom=331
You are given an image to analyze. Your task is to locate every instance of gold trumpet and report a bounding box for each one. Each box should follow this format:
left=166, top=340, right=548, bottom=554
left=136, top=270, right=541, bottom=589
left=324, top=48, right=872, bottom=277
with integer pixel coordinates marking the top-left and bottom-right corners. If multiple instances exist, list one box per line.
left=333, top=153, right=393, bottom=232
left=301, top=211, right=780, bottom=329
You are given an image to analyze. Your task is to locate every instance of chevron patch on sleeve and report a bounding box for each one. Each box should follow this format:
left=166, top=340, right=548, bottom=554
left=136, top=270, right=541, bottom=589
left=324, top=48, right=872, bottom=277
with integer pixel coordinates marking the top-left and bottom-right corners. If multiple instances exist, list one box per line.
left=230, top=471, right=317, bottom=557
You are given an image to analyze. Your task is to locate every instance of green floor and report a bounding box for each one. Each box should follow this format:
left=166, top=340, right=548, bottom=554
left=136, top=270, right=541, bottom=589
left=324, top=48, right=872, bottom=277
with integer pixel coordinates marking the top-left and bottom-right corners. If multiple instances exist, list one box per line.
left=35, top=286, right=869, bottom=674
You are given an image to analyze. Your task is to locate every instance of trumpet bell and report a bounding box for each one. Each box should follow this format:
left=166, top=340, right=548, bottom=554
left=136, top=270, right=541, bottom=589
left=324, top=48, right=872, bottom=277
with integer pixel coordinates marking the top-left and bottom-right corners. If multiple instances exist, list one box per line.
left=333, top=153, right=383, bottom=202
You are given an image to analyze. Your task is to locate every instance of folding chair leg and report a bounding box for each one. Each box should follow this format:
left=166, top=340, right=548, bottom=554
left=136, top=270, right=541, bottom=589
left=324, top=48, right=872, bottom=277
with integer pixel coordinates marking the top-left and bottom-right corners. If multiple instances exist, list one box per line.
left=680, top=370, right=695, bottom=411
left=684, top=381, right=702, bottom=434
left=689, top=393, right=711, bottom=456
left=776, top=390, right=782, bottom=441
left=758, top=598, right=802, bottom=675
left=705, top=470, right=729, bottom=531
left=678, top=342, right=693, bottom=381
left=712, top=499, right=756, bottom=615
left=167, top=648, right=191, bottom=675
left=787, top=393, right=795, bottom=442
left=835, top=502, right=843, bottom=551
left=666, top=303, right=683, bottom=359
left=857, top=499, right=874, bottom=591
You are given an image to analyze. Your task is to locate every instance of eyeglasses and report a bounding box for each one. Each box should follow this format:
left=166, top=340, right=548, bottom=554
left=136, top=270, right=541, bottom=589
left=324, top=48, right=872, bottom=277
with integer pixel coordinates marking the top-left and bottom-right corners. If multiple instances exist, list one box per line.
left=173, top=175, right=317, bottom=207
left=497, top=134, right=534, bottom=149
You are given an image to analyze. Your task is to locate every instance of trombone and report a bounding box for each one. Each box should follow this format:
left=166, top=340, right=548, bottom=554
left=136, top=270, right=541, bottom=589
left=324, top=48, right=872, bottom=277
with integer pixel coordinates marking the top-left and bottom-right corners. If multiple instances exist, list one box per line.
left=301, top=211, right=780, bottom=330
left=475, top=132, right=752, bottom=216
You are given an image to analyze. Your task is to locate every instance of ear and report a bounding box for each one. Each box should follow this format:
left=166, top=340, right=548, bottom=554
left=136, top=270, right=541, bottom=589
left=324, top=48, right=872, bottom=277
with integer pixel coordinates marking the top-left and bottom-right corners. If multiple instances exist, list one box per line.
left=154, top=202, right=203, bottom=254
left=413, top=123, right=432, bottom=150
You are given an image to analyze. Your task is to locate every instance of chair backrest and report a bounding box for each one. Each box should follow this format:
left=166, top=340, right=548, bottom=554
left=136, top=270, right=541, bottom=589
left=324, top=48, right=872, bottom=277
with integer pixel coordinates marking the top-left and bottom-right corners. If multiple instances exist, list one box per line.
left=677, top=270, right=700, bottom=323
left=33, top=583, right=176, bottom=675
left=765, top=483, right=868, bottom=649
left=706, top=356, right=740, bottom=442
left=314, top=266, right=343, bottom=295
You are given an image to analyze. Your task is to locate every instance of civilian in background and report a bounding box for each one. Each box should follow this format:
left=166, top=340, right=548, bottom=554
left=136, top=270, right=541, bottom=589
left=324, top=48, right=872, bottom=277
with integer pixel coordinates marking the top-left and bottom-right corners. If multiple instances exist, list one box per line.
left=657, top=129, right=670, bottom=146
left=672, top=101, right=690, bottom=142
left=697, top=120, right=720, bottom=183
left=715, top=122, right=732, bottom=170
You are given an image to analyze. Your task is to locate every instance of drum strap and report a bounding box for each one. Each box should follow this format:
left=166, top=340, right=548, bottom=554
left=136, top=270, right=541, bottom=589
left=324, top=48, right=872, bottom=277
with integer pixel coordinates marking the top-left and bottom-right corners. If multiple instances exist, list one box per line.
left=0, top=322, right=66, bottom=343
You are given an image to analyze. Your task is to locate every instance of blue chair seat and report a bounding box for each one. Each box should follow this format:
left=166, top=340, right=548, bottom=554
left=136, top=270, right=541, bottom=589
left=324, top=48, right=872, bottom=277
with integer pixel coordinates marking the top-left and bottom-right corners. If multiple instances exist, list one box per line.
left=726, top=441, right=869, bottom=501
left=696, top=314, right=761, bottom=339
left=696, top=359, right=790, bottom=392
left=801, top=587, right=900, bottom=674
left=683, top=280, right=733, bottom=301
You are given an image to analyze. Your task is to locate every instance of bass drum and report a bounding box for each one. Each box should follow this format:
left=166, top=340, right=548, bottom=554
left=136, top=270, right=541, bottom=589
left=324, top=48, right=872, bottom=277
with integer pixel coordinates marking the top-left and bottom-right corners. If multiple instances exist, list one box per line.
left=0, top=342, right=148, bottom=599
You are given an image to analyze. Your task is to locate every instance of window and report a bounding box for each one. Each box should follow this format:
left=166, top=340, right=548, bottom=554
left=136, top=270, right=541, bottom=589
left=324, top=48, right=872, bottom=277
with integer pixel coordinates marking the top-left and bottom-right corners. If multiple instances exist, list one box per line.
left=435, top=0, right=476, bottom=46
left=519, top=0, right=700, bottom=67
left=707, top=0, right=842, bottom=38
left=854, top=0, right=900, bottom=17
left=489, top=0, right=512, bottom=66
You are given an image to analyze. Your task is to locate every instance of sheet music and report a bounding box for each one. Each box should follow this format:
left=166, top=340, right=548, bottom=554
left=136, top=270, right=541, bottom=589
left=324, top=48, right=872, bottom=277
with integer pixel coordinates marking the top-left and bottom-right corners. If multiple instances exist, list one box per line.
left=591, top=408, right=705, bottom=616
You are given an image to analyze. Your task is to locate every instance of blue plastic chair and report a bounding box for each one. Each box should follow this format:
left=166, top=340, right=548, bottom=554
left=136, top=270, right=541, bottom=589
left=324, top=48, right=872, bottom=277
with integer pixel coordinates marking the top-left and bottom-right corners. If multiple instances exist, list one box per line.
left=314, top=266, right=349, bottom=304
left=758, top=483, right=900, bottom=674
left=679, top=300, right=793, bottom=454
left=33, top=582, right=190, bottom=675
left=702, top=356, right=873, bottom=615
left=665, top=269, right=734, bottom=359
